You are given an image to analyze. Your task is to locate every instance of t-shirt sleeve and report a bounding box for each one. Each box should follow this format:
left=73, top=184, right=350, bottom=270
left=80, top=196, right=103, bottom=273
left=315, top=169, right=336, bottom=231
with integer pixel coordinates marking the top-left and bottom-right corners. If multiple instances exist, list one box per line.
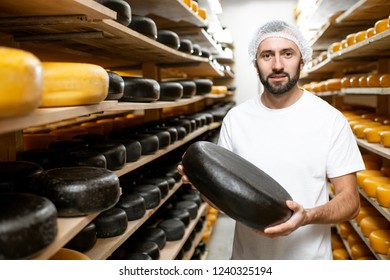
left=326, top=113, right=365, bottom=178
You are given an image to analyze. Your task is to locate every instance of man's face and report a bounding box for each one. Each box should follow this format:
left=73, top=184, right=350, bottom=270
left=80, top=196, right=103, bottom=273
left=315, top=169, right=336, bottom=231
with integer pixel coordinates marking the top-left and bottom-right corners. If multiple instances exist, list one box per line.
left=255, top=37, right=302, bottom=95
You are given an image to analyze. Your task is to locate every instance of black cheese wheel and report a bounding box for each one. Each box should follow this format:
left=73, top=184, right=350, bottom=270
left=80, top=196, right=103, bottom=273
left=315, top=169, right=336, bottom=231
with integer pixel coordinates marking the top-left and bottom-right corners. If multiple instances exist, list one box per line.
left=194, top=79, right=213, bottom=95
left=107, top=138, right=142, bottom=163
left=49, top=149, right=107, bottom=169
left=178, top=39, right=193, bottom=54
left=183, top=236, right=193, bottom=251
left=180, top=193, right=202, bottom=208
left=0, top=161, right=43, bottom=193
left=27, top=166, right=121, bottom=217
left=115, top=193, right=146, bottom=221
left=139, top=178, right=170, bottom=199
left=88, top=141, right=127, bottom=170
left=157, top=30, right=180, bottom=49
left=110, top=131, right=159, bottom=155
left=105, top=71, right=124, bottom=100
left=182, top=141, right=293, bottom=230
left=163, top=208, right=191, bottom=227
left=0, top=193, right=57, bottom=260
left=174, top=200, right=198, bottom=219
left=192, top=44, right=202, bottom=56
left=166, top=118, right=192, bottom=134
left=94, top=207, right=128, bottom=238
left=120, top=77, right=160, bottom=102
left=124, top=184, right=161, bottom=209
left=150, top=126, right=178, bottom=144
left=124, top=252, right=153, bottom=260
left=141, top=129, right=171, bottom=149
left=158, top=82, right=183, bottom=101
left=200, top=49, right=211, bottom=60
left=64, top=222, right=97, bottom=252
left=157, top=218, right=185, bottom=241
left=129, top=241, right=160, bottom=260
left=136, top=227, right=167, bottom=250
left=95, top=0, right=132, bottom=26
left=174, top=80, right=196, bottom=98
left=128, top=14, right=157, bottom=40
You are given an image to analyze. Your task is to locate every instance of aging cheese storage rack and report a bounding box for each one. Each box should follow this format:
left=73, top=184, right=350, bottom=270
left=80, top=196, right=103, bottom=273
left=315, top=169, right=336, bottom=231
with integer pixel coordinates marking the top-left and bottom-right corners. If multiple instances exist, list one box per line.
left=0, top=0, right=234, bottom=260
left=300, top=0, right=390, bottom=260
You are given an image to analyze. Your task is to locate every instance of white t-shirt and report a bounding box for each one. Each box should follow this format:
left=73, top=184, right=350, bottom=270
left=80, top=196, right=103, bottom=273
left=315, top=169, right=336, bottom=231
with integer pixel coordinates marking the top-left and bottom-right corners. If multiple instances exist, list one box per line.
left=218, top=90, right=365, bottom=260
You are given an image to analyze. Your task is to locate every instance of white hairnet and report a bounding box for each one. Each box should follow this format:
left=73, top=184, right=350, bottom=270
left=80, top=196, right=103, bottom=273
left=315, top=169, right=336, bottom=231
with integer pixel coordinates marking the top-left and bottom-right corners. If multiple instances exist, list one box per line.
left=248, top=20, right=312, bottom=65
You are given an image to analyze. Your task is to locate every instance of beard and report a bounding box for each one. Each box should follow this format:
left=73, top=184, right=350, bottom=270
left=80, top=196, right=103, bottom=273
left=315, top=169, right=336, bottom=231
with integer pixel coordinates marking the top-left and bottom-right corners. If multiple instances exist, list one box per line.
left=258, top=64, right=301, bottom=95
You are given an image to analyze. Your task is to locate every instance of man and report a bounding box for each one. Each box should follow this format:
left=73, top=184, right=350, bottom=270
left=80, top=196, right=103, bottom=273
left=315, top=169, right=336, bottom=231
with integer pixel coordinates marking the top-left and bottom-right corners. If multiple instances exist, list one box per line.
left=179, top=20, right=365, bottom=259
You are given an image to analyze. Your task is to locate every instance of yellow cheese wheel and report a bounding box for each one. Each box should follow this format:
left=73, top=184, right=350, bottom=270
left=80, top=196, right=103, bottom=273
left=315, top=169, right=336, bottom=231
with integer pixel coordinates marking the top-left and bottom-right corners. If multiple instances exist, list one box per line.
left=360, top=216, right=390, bottom=237
left=366, top=27, right=376, bottom=38
left=380, top=131, right=390, bottom=147
left=347, top=232, right=363, bottom=248
left=338, top=221, right=355, bottom=239
left=49, top=248, right=91, bottom=260
left=353, top=122, right=381, bottom=138
left=23, top=133, right=57, bottom=151
left=332, top=248, right=350, bottom=260
left=328, top=42, right=342, bottom=53
left=356, top=170, right=384, bottom=187
left=380, top=74, right=390, bottom=87
left=0, top=47, right=43, bottom=118
left=358, top=76, right=368, bottom=87
left=376, top=183, right=390, bottom=208
left=325, top=79, right=342, bottom=91
left=362, top=176, right=390, bottom=197
left=191, top=1, right=198, bottom=13
left=374, top=18, right=389, bottom=34
left=369, top=229, right=390, bottom=255
left=41, top=62, right=109, bottom=107
left=349, top=119, right=373, bottom=131
left=374, top=116, right=390, bottom=124
left=198, top=8, right=207, bottom=20
left=354, top=30, right=367, bottom=43
left=366, top=74, right=382, bottom=87
left=341, top=77, right=351, bottom=88
left=182, top=0, right=192, bottom=8
left=340, top=39, right=348, bottom=50
left=350, top=243, right=373, bottom=260
left=355, top=206, right=381, bottom=224
left=363, top=125, right=390, bottom=143
left=345, top=33, right=356, bottom=47
left=331, top=233, right=345, bottom=250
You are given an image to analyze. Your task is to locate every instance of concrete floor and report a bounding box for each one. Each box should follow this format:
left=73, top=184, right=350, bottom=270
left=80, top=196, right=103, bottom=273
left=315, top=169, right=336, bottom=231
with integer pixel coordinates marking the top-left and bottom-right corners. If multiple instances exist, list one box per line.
left=206, top=213, right=235, bottom=260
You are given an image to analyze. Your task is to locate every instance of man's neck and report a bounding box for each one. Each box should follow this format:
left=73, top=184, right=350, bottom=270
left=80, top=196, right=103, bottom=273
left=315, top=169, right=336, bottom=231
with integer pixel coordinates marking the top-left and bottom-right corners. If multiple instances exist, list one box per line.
left=260, top=87, right=304, bottom=109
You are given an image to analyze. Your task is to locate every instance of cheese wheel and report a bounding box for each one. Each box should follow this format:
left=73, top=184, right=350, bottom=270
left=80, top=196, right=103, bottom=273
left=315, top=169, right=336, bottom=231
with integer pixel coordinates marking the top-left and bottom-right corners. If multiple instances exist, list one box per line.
left=353, top=122, right=381, bottom=138
left=115, top=193, right=146, bottom=221
left=328, top=42, right=342, bottom=53
left=364, top=125, right=390, bottom=143
left=158, top=82, right=183, bottom=101
left=157, top=218, right=185, bottom=241
left=338, top=221, right=354, bottom=239
left=355, top=206, right=381, bottom=224
left=121, top=77, right=160, bottom=102
left=27, top=166, right=121, bottom=217
left=0, top=47, right=42, bottom=119
left=360, top=216, right=390, bottom=237
left=65, top=222, right=97, bottom=252
left=94, top=207, right=128, bottom=238
left=191, top=1, right=198, bottom=13
left=354, top=30, right=367, bottom=43
left=350, top=243, right=373, bottom=260
left=87, top=141, right=127, bottom=171
left=41, top=62, right=109, bottom=107
left=362, top=176, right=390, bottom=197
left=341, top=77, right=351, bottom=88
left=105, top=71, right=124, bottom=100
left=183, top=0, right=192, bottom=8
left=23, top=133, right=56, bottom=150
left=140, top=177, right=170, bottom=198
left=380, top=130, right=390, bottom=147
left=369, top=229, right=390, bottom=254
left=198, top=7, right=207, bottom=20
left=194, top=79, right=213, bottom=95
left=174, top=200, right=198, bottom=219
left=380, top=74, right=390, bottom=87
left=0, top=161, right=43, bottom=193
left=128, top=15, right=157, bottom=40
left=367, top=74, right=382, bottom=87
left=157, top=30, right=180, bottom=50
left=128, top=241, right=160, bottom=260
left=124, top=184, right=161, bottom=209
left=332, top=248, right=349, bottom=260
left=331, top=233, right=344, bottom=250
left=163, top=208, right=191, bottom=227
left=192, top=43, right=202, bottom=56
left=374, top=18, right=389, bottom=34
left=349, top=76, right=360, bottom=87
left=376, top=183, right=390, bottom=208
left=346, top=33, right=356, bottom=47
left=49, top=248, right=90, bottom=260
left=107, top=138, right=142, bottom=163
left=95, top=0, right=131, bottom=26
left=0, top=193, right=57, bottom=260
left=347, top=232, right=363, bottom=248
left=358, top=76, right=368, bottom=87
left=178, top=39, right=193, bottom=54
left=366, top=27, right=376, bottom=38
left=325, top=79, right=342, bottom=91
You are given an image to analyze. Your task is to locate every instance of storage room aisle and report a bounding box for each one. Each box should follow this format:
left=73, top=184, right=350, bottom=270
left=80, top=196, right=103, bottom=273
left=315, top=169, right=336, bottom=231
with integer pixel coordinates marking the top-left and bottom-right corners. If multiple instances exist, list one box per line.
left=206, top=213, right=235, bottom=260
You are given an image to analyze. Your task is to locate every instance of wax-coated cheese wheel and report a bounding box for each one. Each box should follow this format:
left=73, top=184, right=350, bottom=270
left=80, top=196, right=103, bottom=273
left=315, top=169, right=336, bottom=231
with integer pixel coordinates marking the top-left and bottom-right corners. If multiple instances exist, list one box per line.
left=328, top=42, right=342, bottom=53
left=65, top=222, right=97, bottom=252
left=0, top=161, right=43, bottom=193
left=50, top=248, right=91, bottom=260
left=174, top=80, right=196, bottom=98
left=115, top=193, right=146, bottom=221
left=355, top=206, right=381, bottom=225
left=369, top=229, right=390, bottom=255
left=174, top=200, right=198, bottom=219
left=354, top=30, right=367, bottom=43
left=105, top=71, right=124, bottom=100
left=356, top=170, right=384, bottom=187
left=353, top=122, right=381, bottom=138
left=332, top=248, right=349, bottom=260
left=128, top=15, right=157, bottom=39
left=120, top=77, right=160, bottom=102
left=349, top=76, right=360, bottom=87
left=366, top=27, right=375, bottom=38
left=359, top=76, right=368, bottom=87
left=331, top=233, right=344, bottom=250
left=49, top=149, right=107, bottom=169
left=0, top=193, right=57, bottom=260
left=163, top=208, right=191, bottom=227
left=362, top=176, right=390, bottom=197
left=364, top=125, right=390, bottom=143
left=350, top=243, right=373, bottom=260
left=124, top=252, right=153, bottom=260
left=341, top=77, right=351, bottom=88
left=182, top=141, right=293, bottom=230
left=192, top=44, right=202, bottom=56
left=360, top=216, right=390, bottom=237
left=88, top=141, right=127, bottom=170
left=380, top=131, right=390, bottom=147
left=325, top=79, right=342, bottom=91
left=367, top=74, right=382, bottom=87
left=95, top=0, right=131, bottom=26
left=41, top=62, right=109, bottom=107
left=157, top=30, right=180, bottom=49
left=125, top=184, right=161, bottom=209
left=194, top=79, right=213, bottom=95
left=27, top=166, right=121, bottom=217
left=0, top=47, right=42, bottom=119
left=157, top=219, right=186, bottom=241
left=158, top=82, right=183, bottom=101
left=139, top=178, right=170, bottom=198
left=380, top=74, right=390, bottom=87
left=347, top=232, right=362, bottom=248
left=107, top=138, right=142, bottom=162
left=129, top=241, right=160, bottom=260
left=338, top=221, right=354, bottom=239
left=345, top=33, right=356, bottom=47
left=135, top=227, right=167, bottom=250
left=376, top=184, right=390, bottom=208
left=178, top=39, right=193, bottom=54
left=198, top=7, right=207, bottom=20
left=94, top=207, right=128, bottom=238
left=374, top=18, right=389, bottom=34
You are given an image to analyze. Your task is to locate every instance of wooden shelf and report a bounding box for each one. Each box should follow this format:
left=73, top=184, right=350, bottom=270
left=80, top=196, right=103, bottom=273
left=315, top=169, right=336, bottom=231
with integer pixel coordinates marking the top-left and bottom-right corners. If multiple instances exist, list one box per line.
left=342, top=87, right=390, bottom=95
left=356, top=137, right=390, bottom=160
left=336, top=0, right=390, bottom=25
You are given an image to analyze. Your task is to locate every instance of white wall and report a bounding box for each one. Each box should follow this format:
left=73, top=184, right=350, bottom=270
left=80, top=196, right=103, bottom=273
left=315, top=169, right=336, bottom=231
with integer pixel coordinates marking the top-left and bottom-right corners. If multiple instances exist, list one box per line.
left=218, top=0, right=298, bottom=105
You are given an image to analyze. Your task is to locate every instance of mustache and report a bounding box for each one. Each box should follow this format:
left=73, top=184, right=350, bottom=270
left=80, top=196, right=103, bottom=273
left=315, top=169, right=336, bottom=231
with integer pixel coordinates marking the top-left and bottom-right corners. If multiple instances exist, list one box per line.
left=267, top=71, right=290, bottom=79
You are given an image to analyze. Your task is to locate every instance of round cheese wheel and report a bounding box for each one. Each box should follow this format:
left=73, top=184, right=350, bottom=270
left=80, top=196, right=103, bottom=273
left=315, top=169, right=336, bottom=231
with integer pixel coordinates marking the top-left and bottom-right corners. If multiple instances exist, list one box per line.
left=331, top=233, right=344, bottom=250
left=172, top=80, right=196, bottom=98
left=157, top=30, right=180, bottom=50
left=163, top=208, right=191, bottom=227
left=359, top=76, right=368, bottom=87
left=88, top=141, right=127, bottom=170
left=95, top=0, right=131, bottom=26
left=128, top=15, right=157, bottom=40
left=354, top=30, right=367, bottom=43
left=129, top=241, right=160, bottom=260
left=362, top=176, right=390, bottom=197
left=194, top=79, right=213, bottom=95
left=338, top=221, right=354, bottom=239
left=27, top=166, right=121, bottom=217
left=347, top=232, right=362, bottom=248
left=376, top=183, right=390, bottom=208
left=349, top=76, right=360, bottom=87
left=369, top=229, right=390, bottom=255
left=355, top=206, right=381, bottom=224
left=65, top=222, right=97, bottom=252
left=50, top=149, right=107, bottom=169
left=50, top=248, right=90, bottom=260
left=139, top=178, right=170, bottom=198
left=325, top=78, right=342, bottom=91
left=0, top=47, right=42, bottom=119
left=106, top=137, right=142, bottom=163
left=360, top=216, right=390, bottom=237
left=350, top=243, right=373, bottom=260
left=157, top=218, right=185, bottom=241
left=366, top=27, right=376, bottom=38
left=356, top=170, right=384, bottom=187
left=158, top=82, right=183, bottom=101
left=332, top=248, right=349, bottom=260
left=115, top=193, right=146, bottom=221
left=0, top=161, right=43, bottom=193
left=192, top=44, right=202, bottom=56
left=94, top=207, right=128, bottom=238
left=120, top=77, right=160, bottom=102
left=125, top=184, right=161, bottom=209
left=345, top=33, right=356, bottom=47
left=178, top=39, right=193, bottom=54
left=105, top=71, right=124, bottom=100
left=41, top=62, right=109, bottom=107
left=380, top=130, right=390, bottom=147
left=111, top=131, right=159, bottom=155
left=23, top=133, right=56, bottom=150
left=341, top=77, right=351, bottom=88
left=174, top=200, right=198, bottom=219
left=374, top=18, right=389, bottom=34
left=200, top=49, right=211, bottom=59
left=150, top=126, right=178, bottom=144
left=328, top=42, right=342, bottom=53
left=0, top=193, right=57, bottom=260
left=380, top=74, right=390, bottom=87
left=124, top=252, right=152, bottom=260
left=364, top=125, right=390, bottom=143
left=142, top=129, right=171, bottom=149
left=198, top=7, right=207, bottom=20
left=180, top=193, right=202, bottom=208
left=367, top=74, right=382, bottom=87
left=353, top=122, right=381, bottom=138
left=135, top=227, right=167, bottom=250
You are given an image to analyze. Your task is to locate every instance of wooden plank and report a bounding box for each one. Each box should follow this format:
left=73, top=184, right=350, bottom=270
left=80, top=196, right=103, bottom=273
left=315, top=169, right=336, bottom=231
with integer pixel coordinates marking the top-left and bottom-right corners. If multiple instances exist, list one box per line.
left=336, top=0, right=390, bottom=24
left=0, top=0, right=116, bottom=20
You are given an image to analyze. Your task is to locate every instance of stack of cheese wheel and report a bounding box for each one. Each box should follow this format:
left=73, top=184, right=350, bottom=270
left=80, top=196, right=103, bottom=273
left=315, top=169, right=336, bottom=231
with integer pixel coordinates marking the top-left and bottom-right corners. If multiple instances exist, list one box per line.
left=369, top=229, right=390, bottom=255
left=40, top=62, right=109, bottom=107
left=0, top=47, right=43, bottom=119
